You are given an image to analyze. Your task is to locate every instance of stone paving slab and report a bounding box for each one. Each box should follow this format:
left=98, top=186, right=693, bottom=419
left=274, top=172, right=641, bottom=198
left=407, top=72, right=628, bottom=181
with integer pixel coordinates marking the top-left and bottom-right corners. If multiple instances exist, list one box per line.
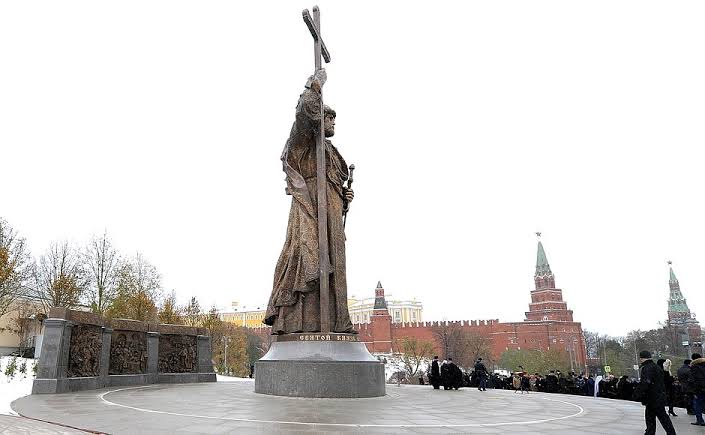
left=0, top=415, right=85, bottom=434
left=8, top=381, right=705, bottom=434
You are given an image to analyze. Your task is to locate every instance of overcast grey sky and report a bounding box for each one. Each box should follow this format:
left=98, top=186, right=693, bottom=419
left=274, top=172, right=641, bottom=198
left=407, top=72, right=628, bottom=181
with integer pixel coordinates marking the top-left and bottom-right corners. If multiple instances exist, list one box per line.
left=2, top=1, right=704, bottom=336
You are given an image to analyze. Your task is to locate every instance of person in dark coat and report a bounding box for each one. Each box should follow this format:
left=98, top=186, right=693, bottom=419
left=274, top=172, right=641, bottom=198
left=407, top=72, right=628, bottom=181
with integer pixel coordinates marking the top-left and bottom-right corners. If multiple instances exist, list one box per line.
left=657, top=359, right=677, bottom=416
left=546, top=370, right=558, bottom=393
left=691, top=353, right=705, bottom=426
left=474, top=358, right=488, bottom=391
left=441, top=359, right=450, bottom=390
left=617, top=375, right=634, bottom=401
left=677, top=359, right=694, bottom=415
left=430, top=356, right=441, bottom=390
left=557, top=370, right=567, bottom=394
left=586, top=375, right=595, bottom=397
left=447, top=358, right=462, bottom=390
left=633, top=351, right=676, bottom=435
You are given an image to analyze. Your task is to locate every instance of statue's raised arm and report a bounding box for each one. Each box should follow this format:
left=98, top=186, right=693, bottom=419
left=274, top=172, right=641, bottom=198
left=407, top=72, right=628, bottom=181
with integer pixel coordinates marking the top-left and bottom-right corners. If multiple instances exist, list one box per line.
left=294, top=69, right=327, bottom=136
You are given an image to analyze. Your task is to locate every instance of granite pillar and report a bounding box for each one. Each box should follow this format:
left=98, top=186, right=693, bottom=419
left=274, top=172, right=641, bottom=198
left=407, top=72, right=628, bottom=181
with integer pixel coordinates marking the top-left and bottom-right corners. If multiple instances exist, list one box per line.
left=32, top=319, right=70, bottom=394
left=146, top=331, right=159, bottom=384
left=196, top=335, right=216, bottom=382
left=99, top=327, right=113, bottom=388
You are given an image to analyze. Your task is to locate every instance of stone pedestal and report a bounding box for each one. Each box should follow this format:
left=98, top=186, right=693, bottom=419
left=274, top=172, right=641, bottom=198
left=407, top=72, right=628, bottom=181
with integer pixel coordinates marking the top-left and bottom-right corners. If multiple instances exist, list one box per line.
left=254, top=333, right=385, bottom=398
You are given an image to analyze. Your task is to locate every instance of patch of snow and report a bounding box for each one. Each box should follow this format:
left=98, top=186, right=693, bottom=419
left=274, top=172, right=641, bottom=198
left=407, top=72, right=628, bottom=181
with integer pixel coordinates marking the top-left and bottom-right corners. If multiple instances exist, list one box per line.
left=0, top=356, right=37, bottom=416
left=216, top=374, right=253, bottom=382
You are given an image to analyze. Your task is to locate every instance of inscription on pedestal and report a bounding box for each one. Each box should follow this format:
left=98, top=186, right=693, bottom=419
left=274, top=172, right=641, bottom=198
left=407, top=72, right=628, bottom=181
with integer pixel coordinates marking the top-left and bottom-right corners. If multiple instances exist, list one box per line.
left=275, top=333, right=359, bottom=342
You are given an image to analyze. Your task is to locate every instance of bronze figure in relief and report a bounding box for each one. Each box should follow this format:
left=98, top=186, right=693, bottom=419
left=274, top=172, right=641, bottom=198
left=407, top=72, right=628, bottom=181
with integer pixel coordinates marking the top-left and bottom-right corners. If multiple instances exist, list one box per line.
left=109, top=331, right=147, bottom=375
left=67, top=324, right=101, bottom=378
left=158, top=334, right=196, bottom=373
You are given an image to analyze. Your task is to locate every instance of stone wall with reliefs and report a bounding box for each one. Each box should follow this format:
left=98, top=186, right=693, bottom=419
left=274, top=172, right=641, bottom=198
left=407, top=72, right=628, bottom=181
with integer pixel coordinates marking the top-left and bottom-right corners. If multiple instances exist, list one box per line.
left=32, top=308, right=215, bottom=394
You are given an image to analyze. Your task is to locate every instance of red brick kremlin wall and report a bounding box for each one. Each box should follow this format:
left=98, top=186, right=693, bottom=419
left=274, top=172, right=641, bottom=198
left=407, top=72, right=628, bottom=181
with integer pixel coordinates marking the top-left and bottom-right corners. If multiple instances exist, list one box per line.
left=250, top=239, right=588, bottom=370
left=354, top=317, right=587, bottom=368
left=249, top=313, right=587, bottom=369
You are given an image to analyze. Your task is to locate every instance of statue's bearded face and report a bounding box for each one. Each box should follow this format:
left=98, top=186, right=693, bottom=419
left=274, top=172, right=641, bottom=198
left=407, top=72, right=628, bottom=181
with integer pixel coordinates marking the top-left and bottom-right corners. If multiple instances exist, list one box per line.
left=324, top=114, right=335, bottom=137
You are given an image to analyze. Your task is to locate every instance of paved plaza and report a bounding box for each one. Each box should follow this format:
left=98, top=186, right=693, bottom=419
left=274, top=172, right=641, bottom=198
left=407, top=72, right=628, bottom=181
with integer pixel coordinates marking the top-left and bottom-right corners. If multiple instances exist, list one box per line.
left=8, top=380, right=704, bottom=434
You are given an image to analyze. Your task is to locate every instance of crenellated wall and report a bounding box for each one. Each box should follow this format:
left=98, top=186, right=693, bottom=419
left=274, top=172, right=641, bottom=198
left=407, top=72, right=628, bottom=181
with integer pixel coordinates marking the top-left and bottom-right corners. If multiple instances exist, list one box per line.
left=354, top=314, right=586, bottom=369
left=250, top=316, right=587, bottom=369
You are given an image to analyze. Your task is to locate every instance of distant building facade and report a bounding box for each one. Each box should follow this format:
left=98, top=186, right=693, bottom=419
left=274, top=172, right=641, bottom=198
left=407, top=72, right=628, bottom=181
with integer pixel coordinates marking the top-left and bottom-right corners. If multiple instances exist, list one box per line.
left=0, top=296, right=60, bottom=356
left=221, top=289, right=423, bottom=328
left=219, top=303, right=266, bottom=328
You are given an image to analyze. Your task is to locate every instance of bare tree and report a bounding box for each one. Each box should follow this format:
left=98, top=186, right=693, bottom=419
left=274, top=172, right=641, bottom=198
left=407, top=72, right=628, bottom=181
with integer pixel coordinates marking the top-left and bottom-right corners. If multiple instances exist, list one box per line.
left=84, top=232, right=119, bottom=315
left=0, top=218, right=33, bottom=318
left=583, top=330, right=602, bottom=359
left=184, top=296, right=202, bottom=326
left=431, top=322, right=462, bottom=359
left=458, top=331, right=494, bottom=369
left=33, top=241, right=89, bottom=313
left=107, top=253, right=161, bottom=321
left=393, top=336, right=435, bottom=378
left=430, top=323, right=493, bottom=369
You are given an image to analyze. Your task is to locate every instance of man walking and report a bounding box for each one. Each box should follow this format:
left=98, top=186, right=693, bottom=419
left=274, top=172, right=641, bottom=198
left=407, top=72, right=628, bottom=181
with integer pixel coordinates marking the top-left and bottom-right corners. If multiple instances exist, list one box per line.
left=474, top=358, right=488, bottom=391
left=633, top=350, right=676, bottom=435
left=691, top=353, right=705, bottom=426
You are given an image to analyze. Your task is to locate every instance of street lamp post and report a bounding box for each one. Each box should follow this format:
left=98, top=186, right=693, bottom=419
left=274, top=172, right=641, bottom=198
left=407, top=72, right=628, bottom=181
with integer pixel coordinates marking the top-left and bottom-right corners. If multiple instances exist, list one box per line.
left=222, top=336, right=230, bottom=375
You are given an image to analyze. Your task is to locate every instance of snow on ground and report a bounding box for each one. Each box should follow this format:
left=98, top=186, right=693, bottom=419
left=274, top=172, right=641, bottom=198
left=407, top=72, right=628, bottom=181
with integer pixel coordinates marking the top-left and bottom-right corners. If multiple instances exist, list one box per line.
left=216, top=374, right=253, bottom=382
left=0, top=356, right=36, bottom=416
left=0, top=358, right=251, bottom=415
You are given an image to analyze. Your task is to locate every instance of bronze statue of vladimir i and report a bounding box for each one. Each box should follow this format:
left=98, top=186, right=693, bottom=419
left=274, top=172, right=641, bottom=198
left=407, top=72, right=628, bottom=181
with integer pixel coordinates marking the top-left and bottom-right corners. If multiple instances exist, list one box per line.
left=263, top=69, right=355, bottom=335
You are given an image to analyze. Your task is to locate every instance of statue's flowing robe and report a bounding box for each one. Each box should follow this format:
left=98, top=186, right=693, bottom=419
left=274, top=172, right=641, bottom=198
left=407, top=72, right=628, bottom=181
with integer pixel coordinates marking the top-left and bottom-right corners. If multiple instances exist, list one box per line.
left=263, top=83, right=354, bottom=334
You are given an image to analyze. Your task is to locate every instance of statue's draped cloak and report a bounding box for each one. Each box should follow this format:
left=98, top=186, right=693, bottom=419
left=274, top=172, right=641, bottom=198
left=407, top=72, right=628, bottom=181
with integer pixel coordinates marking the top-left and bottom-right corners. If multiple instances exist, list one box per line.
left=264, top=84, right=354, bottom=334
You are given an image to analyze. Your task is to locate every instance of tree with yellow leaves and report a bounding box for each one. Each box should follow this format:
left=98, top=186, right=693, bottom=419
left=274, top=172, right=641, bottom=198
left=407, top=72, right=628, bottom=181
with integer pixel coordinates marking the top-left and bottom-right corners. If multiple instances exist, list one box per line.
left=0, top=218, right=33, bottom=319
left=106, top=253, right=161, bottom=321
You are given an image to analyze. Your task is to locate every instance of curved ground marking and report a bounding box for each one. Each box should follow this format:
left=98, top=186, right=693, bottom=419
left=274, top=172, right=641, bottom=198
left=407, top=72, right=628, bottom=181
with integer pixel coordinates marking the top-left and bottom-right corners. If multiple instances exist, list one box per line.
left=98, top=385, right=585, bottom=428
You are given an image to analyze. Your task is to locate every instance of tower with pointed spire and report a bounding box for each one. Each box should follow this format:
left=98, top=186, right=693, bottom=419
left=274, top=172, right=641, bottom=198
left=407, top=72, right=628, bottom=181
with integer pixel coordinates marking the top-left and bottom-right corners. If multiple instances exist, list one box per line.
left=667, top=262, right=694, bottom=325
left=666, top=262, right=701, bottom=351
left=373, top=281, right=388, bottom=310
left=525, top=236, right=574, bottom=322
left=369, top=281, right=392, bottom=353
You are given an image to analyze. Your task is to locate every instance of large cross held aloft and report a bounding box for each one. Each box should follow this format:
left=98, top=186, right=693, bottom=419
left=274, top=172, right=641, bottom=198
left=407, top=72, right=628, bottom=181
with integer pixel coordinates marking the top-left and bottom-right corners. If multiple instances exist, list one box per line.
left=303, top=6, right=332, bottom=333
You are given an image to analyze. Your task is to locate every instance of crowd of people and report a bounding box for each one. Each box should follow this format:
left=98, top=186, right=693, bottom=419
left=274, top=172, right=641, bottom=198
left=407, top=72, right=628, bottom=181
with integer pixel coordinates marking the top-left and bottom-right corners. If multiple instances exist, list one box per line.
left=421, top=352, right=705, bottom=435
left=426, top=356, right=464, bottom=390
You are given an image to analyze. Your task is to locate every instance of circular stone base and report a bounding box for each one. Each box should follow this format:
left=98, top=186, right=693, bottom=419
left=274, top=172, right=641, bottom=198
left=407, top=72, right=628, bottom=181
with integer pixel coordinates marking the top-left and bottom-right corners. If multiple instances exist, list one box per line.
left=12, top=381, right=667, bottom=434
left=254, top=335, right=385, bottom=398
